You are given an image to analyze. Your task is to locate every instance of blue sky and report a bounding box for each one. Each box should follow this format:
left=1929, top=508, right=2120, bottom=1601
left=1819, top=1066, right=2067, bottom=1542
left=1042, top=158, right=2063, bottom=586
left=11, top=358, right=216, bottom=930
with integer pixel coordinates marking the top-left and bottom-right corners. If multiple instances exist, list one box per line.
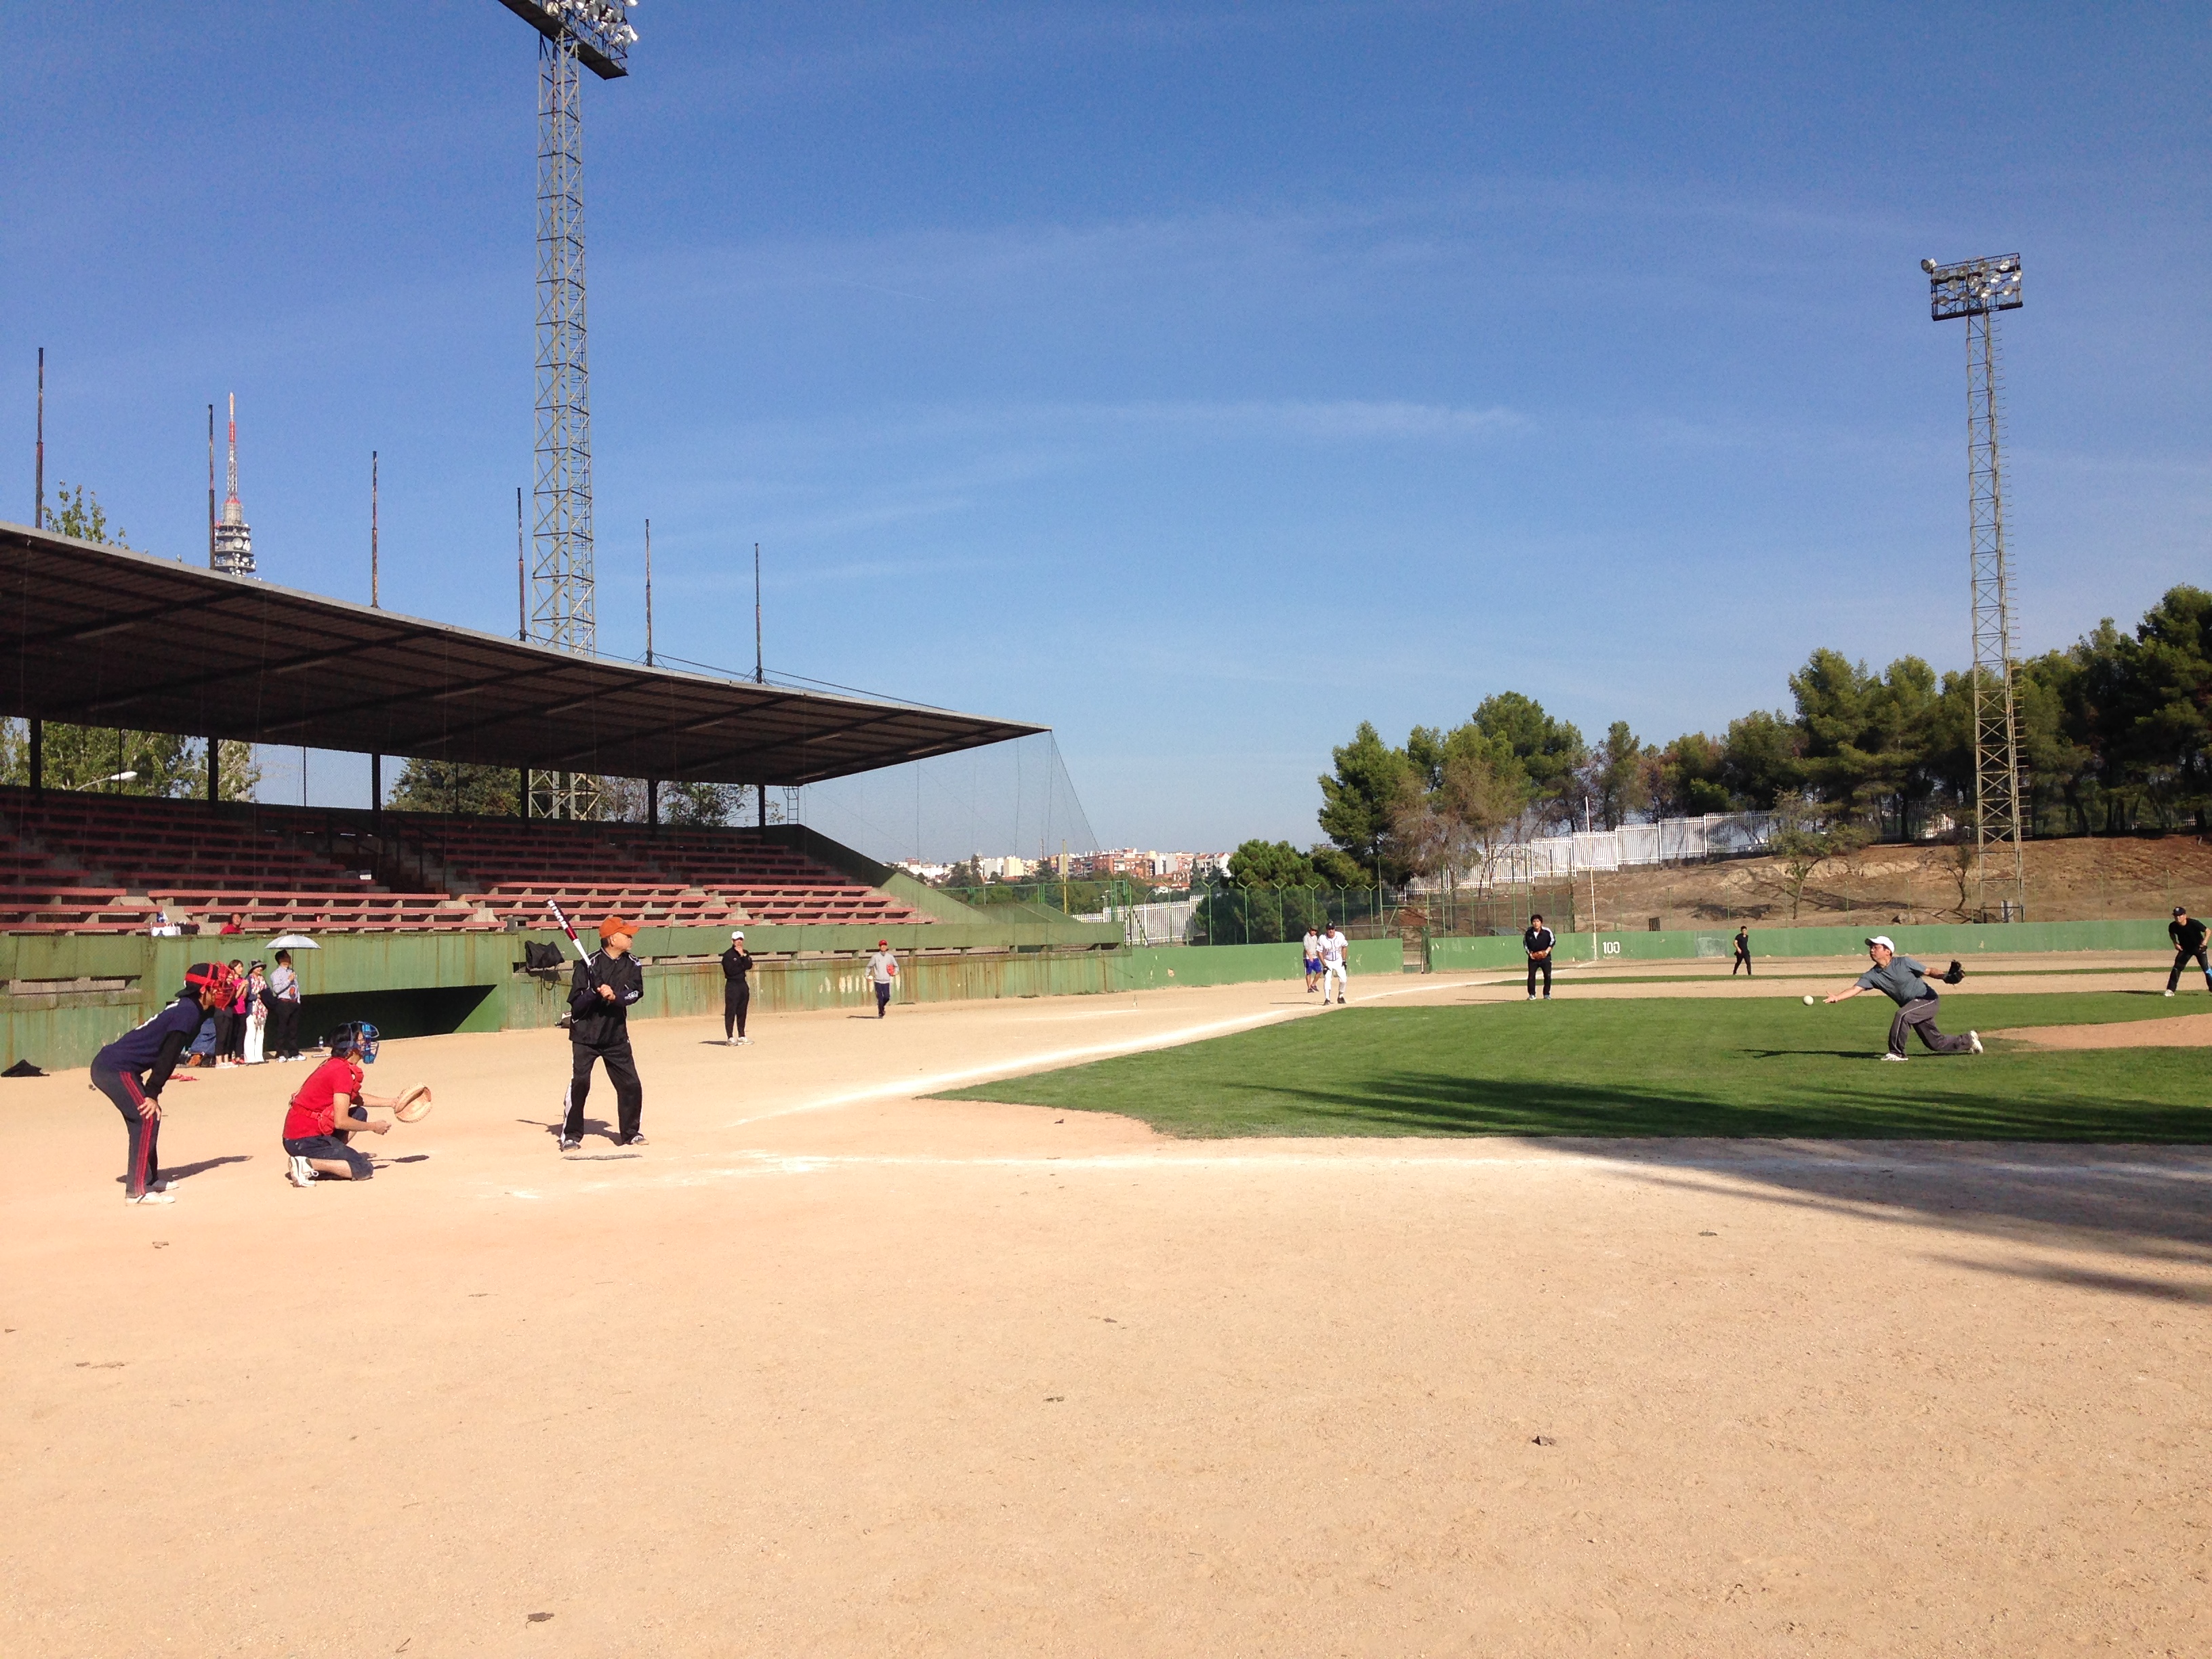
left=6, top=2, right=2207, bottom=855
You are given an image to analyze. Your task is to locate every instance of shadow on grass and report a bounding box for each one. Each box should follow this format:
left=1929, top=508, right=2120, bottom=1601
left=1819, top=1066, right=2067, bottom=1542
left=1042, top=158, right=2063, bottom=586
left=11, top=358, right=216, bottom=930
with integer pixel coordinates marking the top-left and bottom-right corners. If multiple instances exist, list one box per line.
left=1195, top=1068, right=2212, bottom=1144
left=1096, top=1070, right=2212, bottom=1267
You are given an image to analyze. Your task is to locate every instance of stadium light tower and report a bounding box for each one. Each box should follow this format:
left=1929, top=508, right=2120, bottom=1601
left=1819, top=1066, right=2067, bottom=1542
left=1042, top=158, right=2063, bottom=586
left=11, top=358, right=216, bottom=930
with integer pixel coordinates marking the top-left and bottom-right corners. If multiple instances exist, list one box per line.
left=1923, top=251, right=2026, bottom=922
left=496, top=0, right=638, bottom=819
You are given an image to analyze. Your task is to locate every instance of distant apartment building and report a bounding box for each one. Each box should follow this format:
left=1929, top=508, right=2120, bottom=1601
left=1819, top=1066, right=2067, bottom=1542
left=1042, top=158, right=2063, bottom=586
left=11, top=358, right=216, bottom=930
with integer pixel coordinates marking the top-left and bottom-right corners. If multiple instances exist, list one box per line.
left=945, top=850, right=1231, bottom=886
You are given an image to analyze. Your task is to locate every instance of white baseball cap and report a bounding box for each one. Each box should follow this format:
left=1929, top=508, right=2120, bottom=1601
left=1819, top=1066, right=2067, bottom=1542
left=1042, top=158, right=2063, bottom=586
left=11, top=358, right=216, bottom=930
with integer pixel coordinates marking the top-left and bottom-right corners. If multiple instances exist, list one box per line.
left=1866, top=935, right=1896, bottom=951
left=731, top=930, right=745, bottom=939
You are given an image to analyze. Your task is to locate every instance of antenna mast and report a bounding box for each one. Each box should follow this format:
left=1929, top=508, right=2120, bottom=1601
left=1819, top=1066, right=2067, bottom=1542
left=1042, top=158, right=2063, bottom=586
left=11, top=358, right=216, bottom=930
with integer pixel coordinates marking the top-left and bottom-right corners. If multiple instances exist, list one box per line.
left=211, top=392, right=254, bottom=575
left=35, top=348, right=44, bottom=529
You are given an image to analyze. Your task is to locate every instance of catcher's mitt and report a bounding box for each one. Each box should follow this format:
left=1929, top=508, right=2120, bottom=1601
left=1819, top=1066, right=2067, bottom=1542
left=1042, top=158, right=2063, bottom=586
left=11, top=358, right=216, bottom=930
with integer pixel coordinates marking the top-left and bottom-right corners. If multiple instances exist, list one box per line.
left=1941, top=959, right=1965, bottom=985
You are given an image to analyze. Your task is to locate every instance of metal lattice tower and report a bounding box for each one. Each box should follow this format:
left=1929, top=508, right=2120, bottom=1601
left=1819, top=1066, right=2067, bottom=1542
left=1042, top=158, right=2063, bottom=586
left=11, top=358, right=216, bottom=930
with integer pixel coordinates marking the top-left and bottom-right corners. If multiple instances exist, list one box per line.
left=211, top=393, right=255, bottom=576
left=498, top=1, right=636, bottom=818
left=1923, top=253, right=2026, bottom=921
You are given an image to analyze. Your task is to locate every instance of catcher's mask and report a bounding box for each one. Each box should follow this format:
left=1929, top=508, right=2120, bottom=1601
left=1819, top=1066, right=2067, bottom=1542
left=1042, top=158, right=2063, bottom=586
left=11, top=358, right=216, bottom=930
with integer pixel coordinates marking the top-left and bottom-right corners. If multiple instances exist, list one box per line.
left=327, top=1021, right=381, bottom=1065
left=182, top=962, right=239, bottom=1002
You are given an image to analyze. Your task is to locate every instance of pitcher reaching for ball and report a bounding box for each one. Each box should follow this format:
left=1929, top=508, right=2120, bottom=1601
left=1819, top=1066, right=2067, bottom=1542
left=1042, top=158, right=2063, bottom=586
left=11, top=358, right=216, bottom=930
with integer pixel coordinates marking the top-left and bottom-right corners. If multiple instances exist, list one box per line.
left=1823, top=936, right=1982, bottom=1063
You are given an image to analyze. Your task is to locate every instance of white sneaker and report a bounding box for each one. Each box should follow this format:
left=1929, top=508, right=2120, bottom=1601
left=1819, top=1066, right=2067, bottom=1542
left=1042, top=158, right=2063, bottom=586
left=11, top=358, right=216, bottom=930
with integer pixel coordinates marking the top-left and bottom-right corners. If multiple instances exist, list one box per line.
left=1881, top=1052, right=1908, bottom=1063
left=737, top=1036, right=752, bottom=1046
left=1968, top=1031, right=1984, bottom=1054
left=287, top=1156, right=314, bottom=1189
left=127, top=1190, right=176, bottom=1204
left=2165, top=989, right=2175, bottom=998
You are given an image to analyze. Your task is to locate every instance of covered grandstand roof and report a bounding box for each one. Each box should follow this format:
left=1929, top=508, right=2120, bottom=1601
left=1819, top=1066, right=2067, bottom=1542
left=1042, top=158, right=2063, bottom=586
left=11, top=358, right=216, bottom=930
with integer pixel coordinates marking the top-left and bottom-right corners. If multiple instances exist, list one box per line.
left=0, top=521, right=1043, bottom=785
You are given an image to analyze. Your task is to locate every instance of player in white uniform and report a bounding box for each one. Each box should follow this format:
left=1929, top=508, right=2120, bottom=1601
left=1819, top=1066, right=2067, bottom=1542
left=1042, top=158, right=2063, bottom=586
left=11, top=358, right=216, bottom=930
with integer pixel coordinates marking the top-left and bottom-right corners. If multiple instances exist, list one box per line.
left=1319, top=926, right=1349, bottom=1006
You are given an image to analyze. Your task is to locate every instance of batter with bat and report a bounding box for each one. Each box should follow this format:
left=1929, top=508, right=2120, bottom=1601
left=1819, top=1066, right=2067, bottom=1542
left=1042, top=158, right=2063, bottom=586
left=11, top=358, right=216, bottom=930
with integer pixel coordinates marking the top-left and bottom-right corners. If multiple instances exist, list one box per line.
left=1821, top=935, right=1981, bottom=1062
left=553, top=909, right=647, bottom=1149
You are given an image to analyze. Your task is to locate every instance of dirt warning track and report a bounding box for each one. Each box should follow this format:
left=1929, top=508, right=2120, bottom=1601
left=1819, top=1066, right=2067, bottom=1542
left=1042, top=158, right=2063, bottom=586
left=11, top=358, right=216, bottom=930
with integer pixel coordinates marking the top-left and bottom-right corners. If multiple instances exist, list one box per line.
left=3, top=974, right=2208, bottom=1656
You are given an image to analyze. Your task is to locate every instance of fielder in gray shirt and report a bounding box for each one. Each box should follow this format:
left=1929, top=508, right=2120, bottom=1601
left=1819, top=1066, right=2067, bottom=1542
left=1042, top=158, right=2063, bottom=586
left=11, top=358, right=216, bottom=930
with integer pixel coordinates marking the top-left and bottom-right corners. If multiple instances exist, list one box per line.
left=1823, top=935, right=1982, bottom=1062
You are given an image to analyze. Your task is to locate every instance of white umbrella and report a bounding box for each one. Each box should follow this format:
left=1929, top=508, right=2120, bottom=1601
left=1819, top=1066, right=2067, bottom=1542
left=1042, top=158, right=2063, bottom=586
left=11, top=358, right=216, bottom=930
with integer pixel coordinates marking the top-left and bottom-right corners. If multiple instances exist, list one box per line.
left=268, top=935, right=322, bottom=949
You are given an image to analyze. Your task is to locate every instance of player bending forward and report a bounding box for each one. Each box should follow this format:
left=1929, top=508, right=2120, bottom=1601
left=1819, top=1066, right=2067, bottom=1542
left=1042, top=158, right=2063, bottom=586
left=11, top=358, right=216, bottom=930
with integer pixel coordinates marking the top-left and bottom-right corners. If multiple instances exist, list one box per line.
left=1319, top=925, right=1350, bottom=1006
left=1824, top=935, right=1981, bottom=1062
left=2166, top=906, right=2209, bottom=997
left=283, top=1022, right=416, bottom=1185
left=89, top=962, right=237, bottom=1204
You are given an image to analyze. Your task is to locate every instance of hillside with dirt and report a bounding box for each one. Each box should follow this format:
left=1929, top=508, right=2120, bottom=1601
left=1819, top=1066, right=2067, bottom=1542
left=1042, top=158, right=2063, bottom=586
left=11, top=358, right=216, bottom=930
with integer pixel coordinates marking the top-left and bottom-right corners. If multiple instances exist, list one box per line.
left=1584, top=833, right=2212, bottom=931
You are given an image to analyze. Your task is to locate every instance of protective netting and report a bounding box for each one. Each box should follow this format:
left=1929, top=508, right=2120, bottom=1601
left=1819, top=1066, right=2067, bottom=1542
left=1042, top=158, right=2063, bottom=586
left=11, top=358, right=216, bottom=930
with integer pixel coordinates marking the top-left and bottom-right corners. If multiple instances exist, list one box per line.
left=793, top=732, right=1099, bottom=869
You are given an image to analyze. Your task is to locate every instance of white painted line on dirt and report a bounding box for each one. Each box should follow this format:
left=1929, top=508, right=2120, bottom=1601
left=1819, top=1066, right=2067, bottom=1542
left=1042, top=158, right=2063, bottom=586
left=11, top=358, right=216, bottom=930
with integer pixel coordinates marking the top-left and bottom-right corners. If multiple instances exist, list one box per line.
left=546, top=1147, right=2212, bottom=1200
left=732, top=1004, right=1317, bottom=1124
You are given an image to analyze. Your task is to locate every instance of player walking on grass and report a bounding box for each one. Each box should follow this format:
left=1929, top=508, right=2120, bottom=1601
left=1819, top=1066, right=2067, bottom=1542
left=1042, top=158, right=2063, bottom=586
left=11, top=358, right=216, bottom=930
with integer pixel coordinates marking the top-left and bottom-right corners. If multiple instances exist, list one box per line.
left=1824, top=935, right=1981, bottom=1061
left=281, top=1022, right=410, bottom=1186
left=1732, top=925, right=1753, bottom=977
left=721, top=929, right=754, bottom=1043
left=868, top=939, right=899, bottom=1018
left=88, top=962, right=235, bottom=1204
left=560, top=916, right=647, bottom=1149
left=1523, top=914, right=1555, bottom=1000
left=2165, top=905, right=2209, bottom=997
left=1319, top=924, right=1349, bottom=1005
left=1303, top=927, right=1323, bottom=994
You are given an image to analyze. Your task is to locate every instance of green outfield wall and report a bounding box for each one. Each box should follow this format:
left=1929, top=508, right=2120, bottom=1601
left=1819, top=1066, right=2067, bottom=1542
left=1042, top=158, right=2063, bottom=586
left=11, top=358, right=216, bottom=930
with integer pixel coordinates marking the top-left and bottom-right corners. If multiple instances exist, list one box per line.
left=0, top=915, right=2177, bottom=1072
left=1426, top=917, right=2173, bottom=972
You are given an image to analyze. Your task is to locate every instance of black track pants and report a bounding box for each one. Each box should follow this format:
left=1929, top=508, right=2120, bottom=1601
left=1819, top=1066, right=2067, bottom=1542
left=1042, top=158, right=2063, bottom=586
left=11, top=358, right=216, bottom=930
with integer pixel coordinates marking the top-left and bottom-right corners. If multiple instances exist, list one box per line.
left=1526, top=958, right=1552, bottom=998
left=724, top=984, right=750, bottom=1040
left=91, top=1065, right=161, bottom=1197
left=565, top=1038, right=644, bottom=1141
left=1732, top=948, right=1752, bottom=976
left=2169, top=947, right=2211, bottom=992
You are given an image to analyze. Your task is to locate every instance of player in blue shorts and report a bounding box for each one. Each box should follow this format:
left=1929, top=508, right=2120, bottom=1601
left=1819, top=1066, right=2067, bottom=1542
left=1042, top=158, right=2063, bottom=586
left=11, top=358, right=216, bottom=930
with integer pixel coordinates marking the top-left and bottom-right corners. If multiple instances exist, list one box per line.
left=1302, top=926, right=1322, bottom=994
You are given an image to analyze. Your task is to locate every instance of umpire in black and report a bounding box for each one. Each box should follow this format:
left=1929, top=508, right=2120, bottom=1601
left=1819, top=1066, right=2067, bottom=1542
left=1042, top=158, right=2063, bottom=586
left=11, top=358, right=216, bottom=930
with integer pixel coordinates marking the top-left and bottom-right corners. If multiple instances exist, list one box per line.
left=2168, top=905, right=2210, bottom=998
left=560, top=914, right=646, bottom=1149
left=720, top=928, right=754, bottom=1044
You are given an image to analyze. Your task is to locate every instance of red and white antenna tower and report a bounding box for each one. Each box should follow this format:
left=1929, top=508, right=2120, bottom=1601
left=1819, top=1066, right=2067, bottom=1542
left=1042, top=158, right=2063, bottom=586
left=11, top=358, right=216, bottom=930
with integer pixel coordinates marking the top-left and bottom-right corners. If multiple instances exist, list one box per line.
left=211, top=392, right=254, bottom=576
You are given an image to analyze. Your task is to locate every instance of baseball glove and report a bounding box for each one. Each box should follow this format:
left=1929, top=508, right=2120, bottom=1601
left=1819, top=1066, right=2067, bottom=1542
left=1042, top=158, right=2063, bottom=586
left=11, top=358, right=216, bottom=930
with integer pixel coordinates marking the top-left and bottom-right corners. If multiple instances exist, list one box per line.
left=1941, top=959, right=1965, bottom=985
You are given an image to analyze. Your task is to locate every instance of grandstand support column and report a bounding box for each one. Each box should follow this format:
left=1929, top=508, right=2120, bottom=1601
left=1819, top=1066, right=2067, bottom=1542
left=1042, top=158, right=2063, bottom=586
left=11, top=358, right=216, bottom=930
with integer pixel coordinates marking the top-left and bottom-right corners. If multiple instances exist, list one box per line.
left=647, top=779, right=659, bottom=828
left=28, top=719, right=41, bottom=798
left=207, top=739, right=219, bottom=805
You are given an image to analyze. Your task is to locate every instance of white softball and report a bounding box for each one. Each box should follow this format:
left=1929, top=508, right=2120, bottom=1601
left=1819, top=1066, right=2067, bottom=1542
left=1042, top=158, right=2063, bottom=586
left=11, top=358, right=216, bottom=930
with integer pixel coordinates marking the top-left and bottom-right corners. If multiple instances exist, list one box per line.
left=1803, top=994, right=1815, bottom=1006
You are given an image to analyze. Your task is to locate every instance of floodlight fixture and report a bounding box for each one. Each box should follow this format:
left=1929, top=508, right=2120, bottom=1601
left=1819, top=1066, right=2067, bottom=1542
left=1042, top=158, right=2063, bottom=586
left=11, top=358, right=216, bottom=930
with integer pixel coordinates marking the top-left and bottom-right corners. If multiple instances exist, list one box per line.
left=495, top=0, right=638, bottom=79
left=1925, top=252, right=2022, bottom=322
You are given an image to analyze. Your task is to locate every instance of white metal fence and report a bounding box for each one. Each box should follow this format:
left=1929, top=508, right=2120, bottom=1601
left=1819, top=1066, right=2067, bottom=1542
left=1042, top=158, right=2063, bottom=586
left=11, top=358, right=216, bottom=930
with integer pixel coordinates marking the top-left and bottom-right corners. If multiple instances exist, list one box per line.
left=1437, top=811, right=1778, bottom=887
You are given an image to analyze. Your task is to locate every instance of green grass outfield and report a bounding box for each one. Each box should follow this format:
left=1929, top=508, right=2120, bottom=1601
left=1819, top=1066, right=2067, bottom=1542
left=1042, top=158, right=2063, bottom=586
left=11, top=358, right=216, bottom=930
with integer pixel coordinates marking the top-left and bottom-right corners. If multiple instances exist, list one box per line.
left=934, top=991, right=2212, bottom=1141
left=1475, top=964, right=2161, bottom=987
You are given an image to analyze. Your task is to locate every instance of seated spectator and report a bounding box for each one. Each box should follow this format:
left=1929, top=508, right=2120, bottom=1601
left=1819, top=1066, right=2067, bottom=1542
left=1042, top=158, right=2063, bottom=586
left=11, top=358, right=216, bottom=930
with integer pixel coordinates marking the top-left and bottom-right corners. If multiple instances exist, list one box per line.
left=218, top=914, right=243, bottom=936
left=282, top=1022, right=405, bottom=1186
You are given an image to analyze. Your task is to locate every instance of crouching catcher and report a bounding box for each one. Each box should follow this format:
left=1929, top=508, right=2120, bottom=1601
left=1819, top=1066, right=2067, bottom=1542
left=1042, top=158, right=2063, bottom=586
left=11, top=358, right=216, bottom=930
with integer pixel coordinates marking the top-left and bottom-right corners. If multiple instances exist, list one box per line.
left=283, top=1021, right=407, bottom=1185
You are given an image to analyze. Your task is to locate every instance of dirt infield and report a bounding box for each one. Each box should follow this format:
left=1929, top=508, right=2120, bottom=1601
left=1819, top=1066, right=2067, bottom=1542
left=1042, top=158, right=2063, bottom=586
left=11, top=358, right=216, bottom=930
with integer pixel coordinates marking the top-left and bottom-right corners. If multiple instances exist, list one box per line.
left=1994, top=1009, right=2212, bottom=1050
left=3, top=970, right=2209, bottom=1656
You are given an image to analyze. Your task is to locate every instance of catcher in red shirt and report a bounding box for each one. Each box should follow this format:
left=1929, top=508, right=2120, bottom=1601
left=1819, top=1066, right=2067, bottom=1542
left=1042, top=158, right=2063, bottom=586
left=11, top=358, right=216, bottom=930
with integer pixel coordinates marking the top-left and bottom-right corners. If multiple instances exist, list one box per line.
left=281, top=1022, right=421, bottom=1187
